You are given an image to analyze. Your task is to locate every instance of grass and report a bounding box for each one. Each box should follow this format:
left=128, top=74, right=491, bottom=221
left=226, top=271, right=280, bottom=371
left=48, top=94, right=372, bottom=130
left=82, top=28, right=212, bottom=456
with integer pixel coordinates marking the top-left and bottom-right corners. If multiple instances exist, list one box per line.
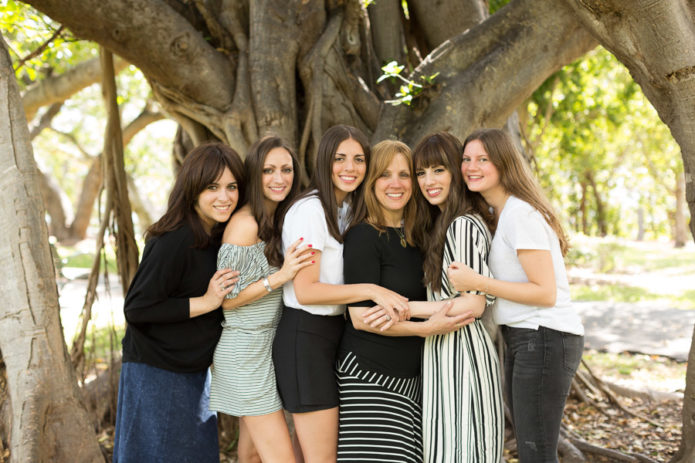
left=582, top=349, right=686, bottom=393
left=567, top=235, right=695, bottom=309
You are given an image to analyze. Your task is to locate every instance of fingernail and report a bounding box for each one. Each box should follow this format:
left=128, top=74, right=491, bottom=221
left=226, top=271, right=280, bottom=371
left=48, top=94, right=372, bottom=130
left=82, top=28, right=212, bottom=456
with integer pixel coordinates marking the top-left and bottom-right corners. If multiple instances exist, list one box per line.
left=311, top=252, right=315, bottom=255
left=311, top=261, right=315, bottom=264
left=300, top=237, right=303, bottom=240
left=308, top=244, right=312, bottom=248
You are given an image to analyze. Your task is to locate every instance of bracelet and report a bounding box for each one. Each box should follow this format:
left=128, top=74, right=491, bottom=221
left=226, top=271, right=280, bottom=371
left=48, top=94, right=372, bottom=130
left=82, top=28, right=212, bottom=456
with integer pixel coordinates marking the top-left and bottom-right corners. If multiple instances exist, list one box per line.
left=263, top=276, right=273, bottom=293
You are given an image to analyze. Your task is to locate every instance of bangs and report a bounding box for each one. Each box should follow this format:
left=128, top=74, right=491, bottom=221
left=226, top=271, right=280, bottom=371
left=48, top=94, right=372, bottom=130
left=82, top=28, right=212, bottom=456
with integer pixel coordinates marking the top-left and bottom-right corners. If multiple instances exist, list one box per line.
left=414, top=141, right=449, bottom=170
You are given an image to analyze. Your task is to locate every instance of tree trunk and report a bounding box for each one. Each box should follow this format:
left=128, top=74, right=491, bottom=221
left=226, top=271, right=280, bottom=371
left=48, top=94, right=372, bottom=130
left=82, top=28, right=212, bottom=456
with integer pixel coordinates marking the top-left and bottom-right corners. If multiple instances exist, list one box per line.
left=670, top=324, right=695, bottom=463
left=0, top=33, right=104, bottom=463
left=586, top=171, right=607, bottom=236
left=674, top=169, right=688, bottom=247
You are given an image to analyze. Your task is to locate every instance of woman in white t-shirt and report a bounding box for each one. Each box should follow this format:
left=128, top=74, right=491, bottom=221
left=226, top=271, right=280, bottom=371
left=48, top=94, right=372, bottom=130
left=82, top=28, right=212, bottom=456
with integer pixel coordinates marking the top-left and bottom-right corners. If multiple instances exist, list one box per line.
left=447, top=128, right=584, bottom=463
left=269, top=125, right=410, bottom=462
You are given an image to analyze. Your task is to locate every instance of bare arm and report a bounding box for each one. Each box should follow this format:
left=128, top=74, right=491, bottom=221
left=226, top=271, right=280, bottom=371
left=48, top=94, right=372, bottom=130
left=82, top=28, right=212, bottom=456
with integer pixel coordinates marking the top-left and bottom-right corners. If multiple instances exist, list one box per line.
left=448, top=249, right=557, bottom=307
left=292, top=250, right=410, bottom=317
left=222, top=238, right=314, bottom=310
left=351, top=301, right=475, bottom=335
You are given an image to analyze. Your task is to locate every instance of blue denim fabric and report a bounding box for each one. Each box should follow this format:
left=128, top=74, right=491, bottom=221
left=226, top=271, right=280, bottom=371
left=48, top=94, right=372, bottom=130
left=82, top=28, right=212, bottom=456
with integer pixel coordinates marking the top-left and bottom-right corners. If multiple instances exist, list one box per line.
left=503, top=326, right=583, bottom=463
left=113, top=362, right=219, bottom=463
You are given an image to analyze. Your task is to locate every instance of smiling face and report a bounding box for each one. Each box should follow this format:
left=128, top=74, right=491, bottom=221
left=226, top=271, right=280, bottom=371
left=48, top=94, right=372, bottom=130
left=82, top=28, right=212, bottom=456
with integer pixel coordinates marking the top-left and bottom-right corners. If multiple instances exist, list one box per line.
left=262, top=147, right=294, bottom=204
left=195, top=167, right=239, bottom=232
left=332, top=138, right=367, bottom=203
left=416, top=164, right=453, bottom=210
left=461, top=139, right=502, bottom=198
left=374, top=153, right=412, bottom=225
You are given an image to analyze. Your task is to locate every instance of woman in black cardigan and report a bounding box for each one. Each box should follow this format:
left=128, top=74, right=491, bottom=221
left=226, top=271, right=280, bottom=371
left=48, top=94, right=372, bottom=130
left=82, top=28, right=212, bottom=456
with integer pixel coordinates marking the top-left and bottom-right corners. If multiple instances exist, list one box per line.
left=113, top=142, right=245, bottom=463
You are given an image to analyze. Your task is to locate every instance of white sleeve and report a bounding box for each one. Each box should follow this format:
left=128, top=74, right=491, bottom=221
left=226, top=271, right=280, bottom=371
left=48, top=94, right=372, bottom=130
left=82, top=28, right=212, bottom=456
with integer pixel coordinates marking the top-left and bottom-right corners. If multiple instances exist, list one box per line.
left=282, top=198, right=329, bottom=252
left=506, top=207, right=551, bottom=251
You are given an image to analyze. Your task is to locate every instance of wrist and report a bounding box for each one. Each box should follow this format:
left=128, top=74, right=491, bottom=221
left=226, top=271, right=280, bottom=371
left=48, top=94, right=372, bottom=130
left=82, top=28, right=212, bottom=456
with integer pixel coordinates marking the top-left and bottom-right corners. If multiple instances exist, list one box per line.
left=478, top=275, right=489, bottom=294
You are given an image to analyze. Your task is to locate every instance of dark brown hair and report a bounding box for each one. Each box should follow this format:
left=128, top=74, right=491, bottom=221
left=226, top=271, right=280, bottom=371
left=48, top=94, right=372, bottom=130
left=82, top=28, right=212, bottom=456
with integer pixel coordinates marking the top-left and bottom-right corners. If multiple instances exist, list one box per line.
left=463, top=128, right=569, bottom=255
left=243, top=136, right=302, bottom=266
left=275, top=125, right=370, bottom=246
left=146, top=142, right=245, bottom=248
left=413, top=132, right=493, bottom=292
left=363, top=140, right=417, bottom=245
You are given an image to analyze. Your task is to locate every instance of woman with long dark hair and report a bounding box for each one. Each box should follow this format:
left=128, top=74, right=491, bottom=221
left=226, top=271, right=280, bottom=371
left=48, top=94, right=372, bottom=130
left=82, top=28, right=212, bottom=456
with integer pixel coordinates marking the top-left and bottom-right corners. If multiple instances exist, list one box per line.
left=209, top=136, right=313, bottom=463
left=271, top=125, right=410, bottom=462
left=449, top=128, right=584, bottom=462
left=113, top=142, right=245, bottom=463
left=414, top=132, right=504, bottom=462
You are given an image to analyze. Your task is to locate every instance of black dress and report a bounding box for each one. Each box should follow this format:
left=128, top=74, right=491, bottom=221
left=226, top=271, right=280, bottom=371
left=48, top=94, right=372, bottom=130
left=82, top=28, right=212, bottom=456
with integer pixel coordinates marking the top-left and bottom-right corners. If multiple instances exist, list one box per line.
left=337, top=223, right=426, bottom=463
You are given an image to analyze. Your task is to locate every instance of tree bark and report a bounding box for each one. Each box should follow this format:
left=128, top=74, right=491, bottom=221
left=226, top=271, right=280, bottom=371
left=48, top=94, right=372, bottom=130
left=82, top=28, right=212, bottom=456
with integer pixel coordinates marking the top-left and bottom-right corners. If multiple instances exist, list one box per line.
left=0, top=33, right=104, bottom=462
left=674, top=169, right=688, bottom=247
left=670, top=324, right=695, bottom=463
left=372, top=0, right=597, bottom=144
left=25, top=0, right=235, bottom=112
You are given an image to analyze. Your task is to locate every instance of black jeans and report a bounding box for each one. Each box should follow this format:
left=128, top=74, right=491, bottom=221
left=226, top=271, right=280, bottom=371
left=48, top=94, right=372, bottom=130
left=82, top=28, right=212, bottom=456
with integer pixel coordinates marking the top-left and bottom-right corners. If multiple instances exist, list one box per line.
left=503, top=326, right=584, bottom=463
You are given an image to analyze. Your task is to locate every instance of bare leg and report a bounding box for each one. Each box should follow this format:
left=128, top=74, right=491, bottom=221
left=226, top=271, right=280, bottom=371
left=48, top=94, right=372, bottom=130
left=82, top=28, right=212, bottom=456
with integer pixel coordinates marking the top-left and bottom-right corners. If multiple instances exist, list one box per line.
left=242, top=411, right=295, bottom=463
left=237, top=418, right=261, bottom=463
left=292, top=407, right=338, bottom=463
left=292, top=428, right=305, bottom=463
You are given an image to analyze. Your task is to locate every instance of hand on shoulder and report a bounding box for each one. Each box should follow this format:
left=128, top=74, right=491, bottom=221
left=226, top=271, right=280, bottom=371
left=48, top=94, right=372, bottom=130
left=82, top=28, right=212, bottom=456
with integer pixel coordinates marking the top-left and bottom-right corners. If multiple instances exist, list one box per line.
left=222, top=205, right=260, bottom=246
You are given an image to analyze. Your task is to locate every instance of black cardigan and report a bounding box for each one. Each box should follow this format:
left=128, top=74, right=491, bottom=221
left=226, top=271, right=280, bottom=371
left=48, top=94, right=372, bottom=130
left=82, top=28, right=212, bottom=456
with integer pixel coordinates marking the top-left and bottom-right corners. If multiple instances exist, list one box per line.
left=121, top=223, right=223, bottom=373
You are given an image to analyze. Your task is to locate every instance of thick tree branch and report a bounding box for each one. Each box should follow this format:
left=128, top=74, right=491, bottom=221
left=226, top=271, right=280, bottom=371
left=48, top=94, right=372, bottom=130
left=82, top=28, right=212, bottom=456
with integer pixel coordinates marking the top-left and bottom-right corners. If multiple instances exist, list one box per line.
left=24, top=0, right=235, bottom=110
left=22, top=55, right=128, bottom=121
left=373, top=0, right=597, bottom=144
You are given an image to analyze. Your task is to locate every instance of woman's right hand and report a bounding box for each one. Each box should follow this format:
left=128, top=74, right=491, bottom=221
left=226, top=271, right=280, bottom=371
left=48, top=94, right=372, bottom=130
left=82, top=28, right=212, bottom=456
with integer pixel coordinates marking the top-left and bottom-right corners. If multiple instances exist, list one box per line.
left=277, top=238, right=315, bottom=285
left=422, top=300, right=475, bottom=335
left=369, top=285, right=410, bottom=325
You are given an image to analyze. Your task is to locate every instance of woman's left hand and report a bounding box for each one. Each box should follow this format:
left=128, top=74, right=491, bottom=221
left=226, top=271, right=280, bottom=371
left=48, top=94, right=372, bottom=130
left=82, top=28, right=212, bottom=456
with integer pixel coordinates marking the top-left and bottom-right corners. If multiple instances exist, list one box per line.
left=447, top=262, right=481, bottom=292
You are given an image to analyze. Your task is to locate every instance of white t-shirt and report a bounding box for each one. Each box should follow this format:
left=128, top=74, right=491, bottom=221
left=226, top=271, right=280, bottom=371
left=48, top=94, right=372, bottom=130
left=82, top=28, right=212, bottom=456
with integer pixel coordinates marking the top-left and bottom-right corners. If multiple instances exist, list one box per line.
left=490, top=196, right=584, bottom=335
left=281, top=193, right=349, bottom=316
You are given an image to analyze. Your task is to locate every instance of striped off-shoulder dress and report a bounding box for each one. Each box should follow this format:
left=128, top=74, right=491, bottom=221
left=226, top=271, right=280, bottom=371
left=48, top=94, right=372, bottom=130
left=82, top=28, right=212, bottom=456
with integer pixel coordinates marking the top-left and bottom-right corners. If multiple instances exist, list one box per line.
left=422, top=214, right=504, bottom=462
left=209, top=242, right=283, bottom=416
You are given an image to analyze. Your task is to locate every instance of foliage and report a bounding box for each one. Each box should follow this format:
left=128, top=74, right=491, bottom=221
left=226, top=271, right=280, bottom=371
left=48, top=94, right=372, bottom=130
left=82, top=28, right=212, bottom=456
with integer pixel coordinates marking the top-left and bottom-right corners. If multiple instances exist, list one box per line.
left=378, top=60, right=439, bottom=106
left=524, top=47, right=685, bottom=240
left=0, top=0, right=96, bottom=88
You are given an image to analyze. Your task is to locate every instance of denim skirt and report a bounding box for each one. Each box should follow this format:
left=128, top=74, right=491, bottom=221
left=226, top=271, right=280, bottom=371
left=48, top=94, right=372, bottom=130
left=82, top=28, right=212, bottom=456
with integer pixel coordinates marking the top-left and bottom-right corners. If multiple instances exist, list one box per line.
left=113, top=361, right=219, bottom=463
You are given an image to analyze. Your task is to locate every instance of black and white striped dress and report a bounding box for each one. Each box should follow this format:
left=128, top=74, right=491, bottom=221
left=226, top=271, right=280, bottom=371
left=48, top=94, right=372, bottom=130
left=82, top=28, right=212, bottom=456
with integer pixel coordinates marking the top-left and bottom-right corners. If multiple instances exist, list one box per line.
left=422, top=215, right=504, bottom=462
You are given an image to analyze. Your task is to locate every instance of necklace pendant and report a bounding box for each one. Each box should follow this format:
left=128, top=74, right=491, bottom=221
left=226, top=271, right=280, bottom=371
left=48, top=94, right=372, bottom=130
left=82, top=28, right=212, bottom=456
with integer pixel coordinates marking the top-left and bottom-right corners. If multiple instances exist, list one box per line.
left=400, top=236, right=407, bottom=247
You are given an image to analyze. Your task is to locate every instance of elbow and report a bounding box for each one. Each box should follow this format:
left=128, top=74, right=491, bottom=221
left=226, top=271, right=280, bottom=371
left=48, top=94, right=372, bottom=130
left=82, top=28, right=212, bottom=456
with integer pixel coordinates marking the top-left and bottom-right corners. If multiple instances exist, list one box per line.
left=472, top=299, right=486, bottom=318
left=295, top=292, right=310, bottom=305
left=539, top=291, right=556, bottom=308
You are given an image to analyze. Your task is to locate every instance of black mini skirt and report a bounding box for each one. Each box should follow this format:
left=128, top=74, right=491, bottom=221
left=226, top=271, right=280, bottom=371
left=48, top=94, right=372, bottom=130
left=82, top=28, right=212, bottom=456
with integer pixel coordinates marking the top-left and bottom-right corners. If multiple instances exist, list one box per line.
left=272, top=306, right=345, bottom=413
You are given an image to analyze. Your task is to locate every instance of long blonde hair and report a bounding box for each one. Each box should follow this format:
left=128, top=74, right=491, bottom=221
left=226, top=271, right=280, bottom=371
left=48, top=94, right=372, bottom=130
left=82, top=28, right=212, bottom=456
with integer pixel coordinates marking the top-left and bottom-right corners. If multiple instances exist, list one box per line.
left=362, top=140, right=417, bottom=245
left=463, top=128, right=569, bottom=255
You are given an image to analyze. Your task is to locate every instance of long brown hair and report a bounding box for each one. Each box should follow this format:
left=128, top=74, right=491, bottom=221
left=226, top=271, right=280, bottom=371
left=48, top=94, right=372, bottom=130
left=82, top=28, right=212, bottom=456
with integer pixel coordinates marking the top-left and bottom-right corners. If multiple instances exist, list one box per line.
left=413, top=132, right=493, bottom=292
left=146, top=142, right=245, bottom=248
left=275, top=125, right=370, bottom=246
left=243, top=136, right=302, bottom=266
left=463, top=128, right=569, bottom=255
left=363, top=140, right=417, bottom=245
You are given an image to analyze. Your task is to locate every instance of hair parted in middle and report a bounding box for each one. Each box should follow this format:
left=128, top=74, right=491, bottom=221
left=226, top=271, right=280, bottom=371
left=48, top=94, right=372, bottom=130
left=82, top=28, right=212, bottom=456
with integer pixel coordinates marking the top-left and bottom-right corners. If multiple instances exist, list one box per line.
left=242, top=135, right=302, bottom=266
left=362, top=139, right=417, bottom=246
left=462, top=128, right=569, bottom=255
left=413, top=131, right=493, bottom=292
left=276, top=124, right=370, bottom=245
